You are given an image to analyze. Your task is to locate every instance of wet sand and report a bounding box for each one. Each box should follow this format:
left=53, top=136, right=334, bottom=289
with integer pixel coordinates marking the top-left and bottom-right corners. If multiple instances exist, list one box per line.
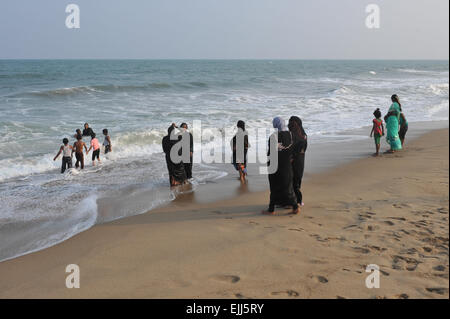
left=0, top=127, right=448, bottom=299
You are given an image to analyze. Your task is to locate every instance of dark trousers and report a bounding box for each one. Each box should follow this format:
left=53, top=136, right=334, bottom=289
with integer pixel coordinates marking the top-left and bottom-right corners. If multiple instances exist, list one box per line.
left=75, top=152, right=84, bottom=169
left=292, top=153, right=305, bottom=204
left=61, top=156, right=72, bottom=173
left=184, top=156, right=193, bottom=179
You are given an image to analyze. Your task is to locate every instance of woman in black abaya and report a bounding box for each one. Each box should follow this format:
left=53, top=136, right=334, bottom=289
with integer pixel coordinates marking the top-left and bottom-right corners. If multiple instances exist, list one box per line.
left=162, top=124, right=187, bottom=187
left=288, top=116, right=307, bottom=207
left=262, top=117, right=299, bottom=215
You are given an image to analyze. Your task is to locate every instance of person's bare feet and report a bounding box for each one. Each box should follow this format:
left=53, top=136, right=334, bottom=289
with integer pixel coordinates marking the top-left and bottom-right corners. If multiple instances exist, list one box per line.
left=289, top=207, right=300, bottom=215
left=261, top=210, right=275, bottom=215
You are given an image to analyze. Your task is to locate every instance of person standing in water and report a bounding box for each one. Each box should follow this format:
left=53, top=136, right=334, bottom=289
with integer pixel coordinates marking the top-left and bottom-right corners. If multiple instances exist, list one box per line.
left=82, top=123, right=94, bottom=137
left=53, top=138, right=73, bottom=173
left=73, top=129, right=82, bottom=139
left=162, top=123, right=187, bottom=187
left=370, top=108, right=384, bottom=156
left=180, top=123, right=193, bottom=179
left=73, top=134, right=88, bottom=169
left=102, top=129, right=112, bottom=154
left=231, top=120, right=250, bottom=183
left=87, top=133, right=101, bottom=166
left=384, top=94, right=403, bottom=153
left=288, top=116, right=307, bottom=207
left=262, top=117, right=299, bottom=215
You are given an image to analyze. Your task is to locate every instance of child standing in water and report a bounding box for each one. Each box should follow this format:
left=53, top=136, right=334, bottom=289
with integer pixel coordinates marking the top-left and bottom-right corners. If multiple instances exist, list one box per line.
left=87, top=133, right=101, bottom=166
left=370, top=108, right=385, bottom=156
left=73, top=134, right=88, bottom=169
left=53, top=138, right=73, bottom=173
left=231, top=120, right=250, bottom=182
left=102, top=129, right=112, bottom=154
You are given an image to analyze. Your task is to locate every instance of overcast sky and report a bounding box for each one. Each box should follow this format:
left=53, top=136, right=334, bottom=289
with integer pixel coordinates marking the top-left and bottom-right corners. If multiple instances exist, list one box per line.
left=0, top=0, right=448, bottom=59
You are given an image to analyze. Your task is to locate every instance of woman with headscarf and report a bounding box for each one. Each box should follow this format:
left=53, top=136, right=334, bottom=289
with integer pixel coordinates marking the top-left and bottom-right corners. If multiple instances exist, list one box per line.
left=384, top=94, right=403, bottom=153
left=231, top=120, right=250, bottom=182
left=288, top=116, right=307, bottom=206
left=262, top=117, right=299, bottom=215
left=162, top=123, right=187, bottom=187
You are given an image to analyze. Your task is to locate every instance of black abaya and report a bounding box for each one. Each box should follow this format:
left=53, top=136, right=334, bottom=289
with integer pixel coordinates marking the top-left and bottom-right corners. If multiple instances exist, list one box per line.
left=162, top=135, right=187, bottom=186
left=291, top=136, right=307, bottom=204
left=267, top=131, right=298, bottom=211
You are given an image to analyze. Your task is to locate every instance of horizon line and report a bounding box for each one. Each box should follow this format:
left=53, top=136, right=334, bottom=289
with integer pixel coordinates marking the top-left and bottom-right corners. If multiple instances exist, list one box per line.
left=0, top=58, right=449, bottom=61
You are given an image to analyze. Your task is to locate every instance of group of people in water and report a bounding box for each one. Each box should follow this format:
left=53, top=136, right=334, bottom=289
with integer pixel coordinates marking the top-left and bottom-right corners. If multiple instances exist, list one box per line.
left=53, top=123, right=112, bottom=173
left=162, top=94, right=408, bottom=216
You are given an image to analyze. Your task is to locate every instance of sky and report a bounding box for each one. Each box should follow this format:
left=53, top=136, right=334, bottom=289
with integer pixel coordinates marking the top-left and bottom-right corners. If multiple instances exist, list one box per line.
left=0, top=0, right=448, bottom=59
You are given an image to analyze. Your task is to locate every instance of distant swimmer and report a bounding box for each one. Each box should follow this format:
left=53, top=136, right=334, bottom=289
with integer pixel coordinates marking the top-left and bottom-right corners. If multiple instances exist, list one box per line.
left=87, top=133, right=101, bottom=166
left=102, top=128, right=112, bottom=154
left=82, top=123, right=94, bottom=137
left=73, top=134, right=88, bottom=169
left=53, top=138, right=74, bottom=173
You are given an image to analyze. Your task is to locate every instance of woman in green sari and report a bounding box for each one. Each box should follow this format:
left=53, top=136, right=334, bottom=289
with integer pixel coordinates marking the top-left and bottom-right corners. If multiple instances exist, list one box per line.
left=384, top=94, right=403, bottom=152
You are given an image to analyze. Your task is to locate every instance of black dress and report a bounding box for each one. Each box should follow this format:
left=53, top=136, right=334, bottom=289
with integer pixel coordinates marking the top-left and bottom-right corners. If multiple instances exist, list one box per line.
left=267, top=131, right=298, bottom=212
left=231, top=132, right=249, bottom=171
left=181, top=131, right=194, bottom=179
left=291, top=135, right=307, bottom=204
left=162, top=134, right=187, bottom=186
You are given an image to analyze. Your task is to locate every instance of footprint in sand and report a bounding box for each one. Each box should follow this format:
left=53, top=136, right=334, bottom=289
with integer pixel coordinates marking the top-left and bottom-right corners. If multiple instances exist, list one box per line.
left=213, top=275, right=241, bottom=284
left=365, top=225, right=379, bottom=231
left=426, top=288, right=449, bottom=295
left=391, top=255, right=420, bottom=271
left=433, top=265, right=446, bottom=272
left=393, top=203, right=410, bottom=209
left=384, top=220, right=395, bottom=226
left=353, top=247, right=370, bottom=254
left=422, top=246, right=433, bottom=253
left=288, top=228, right=304, bottom=232
left=388, top=217, right=406, bottom=221
left=271, top=290, right=299, bottom=297
left=311, top=275, right=329, bottom=283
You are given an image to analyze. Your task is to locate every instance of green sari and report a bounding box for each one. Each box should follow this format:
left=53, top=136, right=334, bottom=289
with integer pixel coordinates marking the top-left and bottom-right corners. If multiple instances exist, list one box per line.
left=386, top=102, right=402, bottom=151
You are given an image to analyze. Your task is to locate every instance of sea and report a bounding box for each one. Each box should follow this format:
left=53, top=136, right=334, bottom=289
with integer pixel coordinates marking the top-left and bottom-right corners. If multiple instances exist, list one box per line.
left=0, top=59, right=448, bottom=261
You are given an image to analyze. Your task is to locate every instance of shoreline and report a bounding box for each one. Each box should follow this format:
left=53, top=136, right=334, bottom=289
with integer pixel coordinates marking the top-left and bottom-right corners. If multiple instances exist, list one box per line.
left=1, top=120, right=446, bottom=264
left=0, top=126, right=448, bottom=298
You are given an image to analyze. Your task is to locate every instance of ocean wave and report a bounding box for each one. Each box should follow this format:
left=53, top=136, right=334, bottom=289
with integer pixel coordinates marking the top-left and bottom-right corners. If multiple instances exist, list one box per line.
left=428, top=83, right=449, bottom=96
left=396, top=68, right=447, bottom=76
left=0, top=73, right=45, bottom=80
left=8, top=81, right=211, bottom=99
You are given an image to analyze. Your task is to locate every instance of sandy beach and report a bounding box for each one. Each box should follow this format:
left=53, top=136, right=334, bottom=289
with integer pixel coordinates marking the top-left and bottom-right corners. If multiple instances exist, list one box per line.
left=0, top=128, right=448, bottom=299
